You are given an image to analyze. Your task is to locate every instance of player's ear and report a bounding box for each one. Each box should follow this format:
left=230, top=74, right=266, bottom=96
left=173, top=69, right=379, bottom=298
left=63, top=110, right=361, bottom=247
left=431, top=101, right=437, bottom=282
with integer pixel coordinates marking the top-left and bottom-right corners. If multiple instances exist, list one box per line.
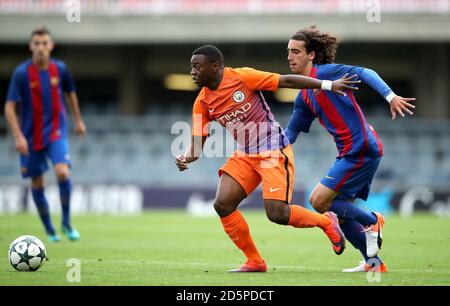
left=48, top=37, right=55, bottom=52
left=309, top=51, right=316, bottom=62
left=211, top=61, right=220, bottom=72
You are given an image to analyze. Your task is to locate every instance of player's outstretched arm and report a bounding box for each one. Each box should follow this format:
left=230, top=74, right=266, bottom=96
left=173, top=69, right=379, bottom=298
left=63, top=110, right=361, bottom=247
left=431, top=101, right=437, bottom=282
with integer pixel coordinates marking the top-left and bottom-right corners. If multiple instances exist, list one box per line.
left=65, top=91, right=87, bottom=136
left=4, top=101, right=28, bottom=155
left=353, top=67, right=416, bottom=120
left=175, top=135, right=207, bottom=171
left=278, top=73, right=359, bottom=96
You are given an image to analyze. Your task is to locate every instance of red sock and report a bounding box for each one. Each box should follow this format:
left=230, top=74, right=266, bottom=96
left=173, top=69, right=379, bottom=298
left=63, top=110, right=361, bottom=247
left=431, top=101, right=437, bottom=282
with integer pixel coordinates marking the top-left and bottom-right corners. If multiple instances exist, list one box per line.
left=288, top=205, right=331, bottom=230
left=220, top=210, right=263, bottom=264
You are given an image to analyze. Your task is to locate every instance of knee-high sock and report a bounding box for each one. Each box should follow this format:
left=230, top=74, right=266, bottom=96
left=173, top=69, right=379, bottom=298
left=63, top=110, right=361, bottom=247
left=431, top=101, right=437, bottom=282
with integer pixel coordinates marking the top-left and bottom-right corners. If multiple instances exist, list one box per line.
left=31, top=188, right=55, bottom=235
left=340, top=219, right=381, bottom=263
left=288, top=205, right=331, bottom=230
left=330, top=199, right=377, bottom=227
left=58, top=179, right=72, bottom=227
left=220, top=210, right=263, bottom=264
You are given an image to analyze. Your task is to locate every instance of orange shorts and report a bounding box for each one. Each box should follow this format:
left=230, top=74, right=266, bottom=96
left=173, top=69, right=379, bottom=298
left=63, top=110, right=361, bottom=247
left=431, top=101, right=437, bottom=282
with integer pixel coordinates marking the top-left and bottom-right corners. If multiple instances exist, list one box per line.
left=219, top=145, right=295, bottom=203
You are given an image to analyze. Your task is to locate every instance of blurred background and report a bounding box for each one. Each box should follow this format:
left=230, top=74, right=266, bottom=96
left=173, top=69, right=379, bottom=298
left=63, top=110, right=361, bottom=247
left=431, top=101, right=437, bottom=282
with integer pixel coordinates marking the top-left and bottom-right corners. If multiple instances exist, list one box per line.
left=0, top=0, right=449, bottom=217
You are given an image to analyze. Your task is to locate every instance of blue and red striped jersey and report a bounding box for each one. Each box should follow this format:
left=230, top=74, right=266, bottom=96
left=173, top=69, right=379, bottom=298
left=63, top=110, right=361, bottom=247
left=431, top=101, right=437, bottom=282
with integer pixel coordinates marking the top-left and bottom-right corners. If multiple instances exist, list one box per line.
left=6, top=59, right=76, bottom=151
left=285, top=64, right=388, bottom=158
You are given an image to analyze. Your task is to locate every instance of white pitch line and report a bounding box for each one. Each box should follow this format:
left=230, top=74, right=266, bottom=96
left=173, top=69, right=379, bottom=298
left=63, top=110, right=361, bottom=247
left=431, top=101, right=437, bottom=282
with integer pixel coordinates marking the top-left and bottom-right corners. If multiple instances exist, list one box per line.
left=73, top=259, right=449, bottom=273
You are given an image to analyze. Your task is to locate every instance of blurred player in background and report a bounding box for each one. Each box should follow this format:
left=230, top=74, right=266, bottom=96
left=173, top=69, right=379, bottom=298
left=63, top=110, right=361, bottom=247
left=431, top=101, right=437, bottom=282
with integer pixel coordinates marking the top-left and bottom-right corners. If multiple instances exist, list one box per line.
left=175, top=45, right=360, bottom=272
left=4, top=26, right=86, bottom=242
left=285, top=26, right=416, bottom=272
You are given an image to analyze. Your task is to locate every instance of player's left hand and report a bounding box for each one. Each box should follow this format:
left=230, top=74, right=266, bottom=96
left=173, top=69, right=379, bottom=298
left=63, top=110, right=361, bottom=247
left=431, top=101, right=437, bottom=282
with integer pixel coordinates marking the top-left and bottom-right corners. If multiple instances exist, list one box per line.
left=390, top=96, right=416, bottom=120
left=332, top=73, right=361, bottom=96
left=75, top=120, right=87, bottom=136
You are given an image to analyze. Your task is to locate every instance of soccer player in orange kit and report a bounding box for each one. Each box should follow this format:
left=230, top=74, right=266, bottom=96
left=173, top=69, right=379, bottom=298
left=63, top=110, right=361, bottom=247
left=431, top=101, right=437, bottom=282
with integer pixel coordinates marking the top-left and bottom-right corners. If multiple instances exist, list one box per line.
left=175, top=45, right=359, bottom=272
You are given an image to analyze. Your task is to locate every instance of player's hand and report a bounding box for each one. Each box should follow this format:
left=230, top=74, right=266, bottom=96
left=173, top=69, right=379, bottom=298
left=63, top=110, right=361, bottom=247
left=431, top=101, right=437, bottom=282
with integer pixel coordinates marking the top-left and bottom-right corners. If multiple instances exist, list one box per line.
left=390, top=96, right=416, bottom=120
left=15, top=135, right=29, bottom=155
left=332, top=73, right=360, bottom=96
left=75, top=120, right=87, bottom=136
left=175, top=155, right=189, bottom=171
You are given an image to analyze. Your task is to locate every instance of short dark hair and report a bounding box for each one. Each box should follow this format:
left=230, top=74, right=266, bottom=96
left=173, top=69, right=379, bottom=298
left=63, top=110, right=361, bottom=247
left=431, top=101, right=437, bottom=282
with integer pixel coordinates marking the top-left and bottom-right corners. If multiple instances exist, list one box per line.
left=192, top=45, right=224, bottom=67
left=291, top=26, right=338, bottom=64
left=31, top=26, right=51, bottom=38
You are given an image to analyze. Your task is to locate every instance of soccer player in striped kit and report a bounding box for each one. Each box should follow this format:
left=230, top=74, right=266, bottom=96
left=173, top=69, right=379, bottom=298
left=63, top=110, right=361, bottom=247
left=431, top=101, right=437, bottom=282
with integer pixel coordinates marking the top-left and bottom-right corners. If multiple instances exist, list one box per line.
left=5, top=27, right=86, bottom=242
left=285, top=26, right=416, bottom=272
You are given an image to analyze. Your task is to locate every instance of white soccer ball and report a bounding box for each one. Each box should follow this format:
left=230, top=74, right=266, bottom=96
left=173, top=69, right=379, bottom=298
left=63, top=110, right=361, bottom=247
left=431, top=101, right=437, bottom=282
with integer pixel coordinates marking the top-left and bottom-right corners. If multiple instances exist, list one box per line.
left=8, top=235, right=47, bottom=271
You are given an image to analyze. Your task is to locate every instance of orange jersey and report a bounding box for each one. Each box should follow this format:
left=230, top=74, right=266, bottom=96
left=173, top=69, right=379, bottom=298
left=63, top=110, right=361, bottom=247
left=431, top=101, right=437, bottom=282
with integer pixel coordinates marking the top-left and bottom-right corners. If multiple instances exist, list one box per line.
left=192, top=67, right=290, bottom=153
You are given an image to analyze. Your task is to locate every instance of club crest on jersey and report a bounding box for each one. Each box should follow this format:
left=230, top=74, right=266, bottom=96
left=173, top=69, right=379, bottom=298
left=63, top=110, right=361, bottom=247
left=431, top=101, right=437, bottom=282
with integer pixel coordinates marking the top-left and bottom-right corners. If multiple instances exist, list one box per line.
left=233, top=90, right=245, bottom=103
left=313, top=89, right=321, bottom=95
left=50, top=77, right=59, bottom=87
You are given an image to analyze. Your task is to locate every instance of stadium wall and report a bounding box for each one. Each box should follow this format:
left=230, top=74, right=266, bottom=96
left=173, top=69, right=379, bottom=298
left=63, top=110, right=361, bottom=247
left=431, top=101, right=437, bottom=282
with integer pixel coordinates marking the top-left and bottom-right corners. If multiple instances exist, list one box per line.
left=0, top=184, right=449, bottom=217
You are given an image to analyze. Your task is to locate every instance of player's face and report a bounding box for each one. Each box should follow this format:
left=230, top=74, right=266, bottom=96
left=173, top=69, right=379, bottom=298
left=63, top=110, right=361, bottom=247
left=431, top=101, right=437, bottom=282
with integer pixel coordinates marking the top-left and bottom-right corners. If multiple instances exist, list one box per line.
left=287, top=40, right=314, bottom=75
left=29, top=34, right=54, bottom=61
left=190, top=54, right=214, bottom=88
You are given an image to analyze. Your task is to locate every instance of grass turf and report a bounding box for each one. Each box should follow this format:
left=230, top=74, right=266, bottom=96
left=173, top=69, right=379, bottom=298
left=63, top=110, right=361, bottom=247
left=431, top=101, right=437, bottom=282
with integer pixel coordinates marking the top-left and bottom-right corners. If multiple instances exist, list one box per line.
left=1, top=211, right=449, bottom=286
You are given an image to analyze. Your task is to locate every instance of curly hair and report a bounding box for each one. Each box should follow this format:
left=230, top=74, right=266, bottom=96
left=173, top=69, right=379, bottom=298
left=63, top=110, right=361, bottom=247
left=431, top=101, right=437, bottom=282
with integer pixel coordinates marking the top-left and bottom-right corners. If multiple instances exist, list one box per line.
left=291, top=26, right=338, bottom=64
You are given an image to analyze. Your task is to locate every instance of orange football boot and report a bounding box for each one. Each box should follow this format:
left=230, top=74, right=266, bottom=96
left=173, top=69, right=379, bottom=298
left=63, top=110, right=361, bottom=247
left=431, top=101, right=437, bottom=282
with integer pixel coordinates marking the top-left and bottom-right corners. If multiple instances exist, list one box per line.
left=228, top=260, right=267, bottom=273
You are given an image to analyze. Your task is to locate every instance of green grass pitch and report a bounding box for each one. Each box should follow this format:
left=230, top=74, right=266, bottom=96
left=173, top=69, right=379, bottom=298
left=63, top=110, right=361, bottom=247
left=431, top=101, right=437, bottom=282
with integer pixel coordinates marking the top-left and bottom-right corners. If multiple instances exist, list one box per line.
left=1, top=211, right=449, bottom=285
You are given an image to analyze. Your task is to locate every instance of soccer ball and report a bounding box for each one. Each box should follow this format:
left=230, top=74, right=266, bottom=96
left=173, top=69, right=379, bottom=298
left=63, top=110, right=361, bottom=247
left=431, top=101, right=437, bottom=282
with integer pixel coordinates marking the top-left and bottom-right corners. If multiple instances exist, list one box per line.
left=8, top=235, right=47, bottom=271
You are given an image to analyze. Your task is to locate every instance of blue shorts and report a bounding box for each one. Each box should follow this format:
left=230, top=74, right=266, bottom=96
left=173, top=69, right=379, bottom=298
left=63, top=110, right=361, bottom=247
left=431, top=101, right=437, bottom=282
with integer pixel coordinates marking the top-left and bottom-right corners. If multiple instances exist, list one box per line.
left=20, top=138, right=71, bottom=178
left=320, top=155, right=381, bottom=201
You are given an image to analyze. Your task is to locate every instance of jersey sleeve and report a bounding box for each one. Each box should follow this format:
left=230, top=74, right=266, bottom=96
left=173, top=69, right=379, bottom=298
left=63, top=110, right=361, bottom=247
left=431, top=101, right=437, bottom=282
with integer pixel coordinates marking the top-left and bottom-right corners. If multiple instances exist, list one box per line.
left=59, top=61, right=76, bottom=93
left=319, top=63, right=393, bottom=100
left=235, top=67, right=280, bottom=91
left=285, top=93, right=316, bottom=144
left=192, top=95, right=211, bottom=137
left=6, top=68, right=23, bottom=103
